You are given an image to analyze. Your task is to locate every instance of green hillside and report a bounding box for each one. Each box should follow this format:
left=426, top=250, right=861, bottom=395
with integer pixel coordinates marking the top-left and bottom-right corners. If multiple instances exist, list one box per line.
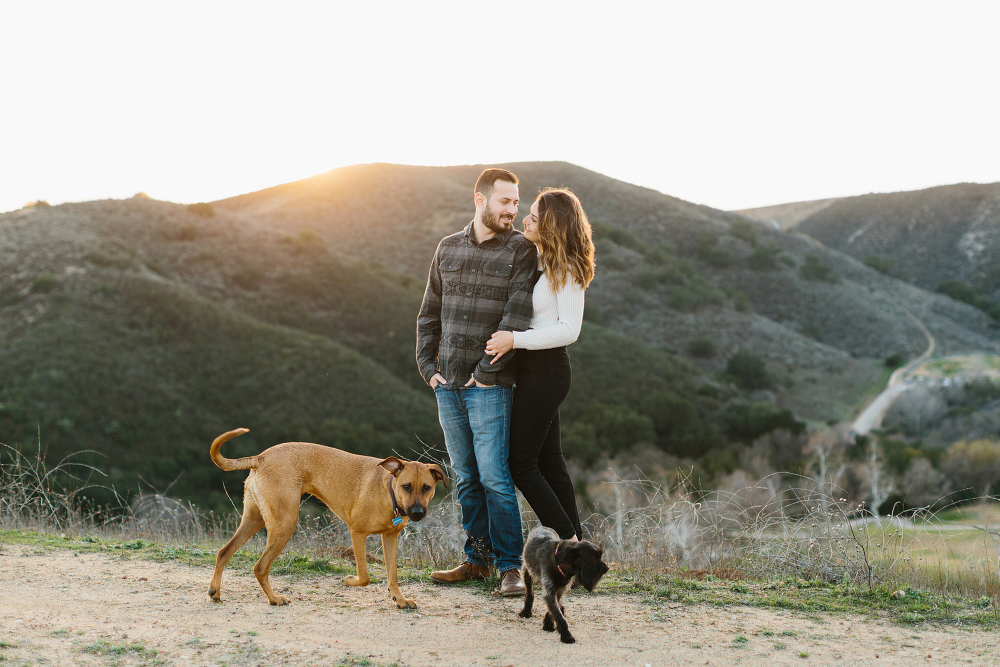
left=0, top=195, right=736, bottom=506
left=774, top=182, right=1000, bottom=300
left=217, top=162, right=1000, bottom=420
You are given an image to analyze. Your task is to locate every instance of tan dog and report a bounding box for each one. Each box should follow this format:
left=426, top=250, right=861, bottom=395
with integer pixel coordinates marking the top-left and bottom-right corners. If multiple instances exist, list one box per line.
left=207, top=428, right=448, bottom=609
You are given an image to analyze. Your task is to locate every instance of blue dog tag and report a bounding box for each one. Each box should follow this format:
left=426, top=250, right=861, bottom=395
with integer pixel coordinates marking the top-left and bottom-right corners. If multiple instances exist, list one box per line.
left=393, top=516, right=403, bottom=526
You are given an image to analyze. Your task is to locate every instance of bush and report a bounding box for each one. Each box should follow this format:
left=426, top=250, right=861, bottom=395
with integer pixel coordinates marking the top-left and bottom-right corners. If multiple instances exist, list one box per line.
left=590, top=220, right=650, bottom=255
left=801, top=321, right=822, bottom=341
left=748, top=243, right=782, bottom=272
left=25, top=200, right=51, bottom=208
left=665, top=287, right=696, bottom=312
left=725, top=402, right=805, bottom=441
left=30, top=275, right=60, bottom=294
left=884, top=353, right=907, bottom=368
left=635, top=268, right=661, bottom=290
left=725, top=349, right=772, bottom=390
left=187, top=202, right=215, bottom=217
left=729, top=219, right=758, bottom=246
left=936, top=280, right=1000, bottom=320
left=599, top=254, right=628, bottom=272
left=574, top=403, right=656, bottom=458
left=583, top=302, right=603, bottom=324
left=799, top=253, right=840, bottom=283
left=637, top=390, right=719, bottom=458
left=688, top=337, right=716, bottom=358
left=231, top=266, right=265, bottom=291
left=733, top=291, right=750, bottom=312
left=696, top=232, right=731, bottom=268
left=941, top=439, right=1000, bottom=496
left=863, top=256, right=907, bottom=280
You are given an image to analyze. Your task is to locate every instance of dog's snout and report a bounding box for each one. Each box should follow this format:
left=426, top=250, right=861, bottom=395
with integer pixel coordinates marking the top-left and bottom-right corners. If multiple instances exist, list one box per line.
left=407, top=505, right=427, bottom=521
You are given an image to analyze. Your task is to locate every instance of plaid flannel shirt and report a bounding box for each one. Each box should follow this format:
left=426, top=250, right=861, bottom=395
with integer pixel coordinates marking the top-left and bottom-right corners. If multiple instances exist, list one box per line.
left=416, top=221, right=538, bottom=388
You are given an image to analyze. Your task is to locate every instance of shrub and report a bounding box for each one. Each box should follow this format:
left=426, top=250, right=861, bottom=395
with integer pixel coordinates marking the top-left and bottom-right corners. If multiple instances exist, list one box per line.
left=599, top=254, right=628, bottom=272
left=25, top=200, right=51, bottom=208
left=725, top=402, right=805, bottom=441
left=733, top=291, right=750, bottom=312
left=729, top=219, right=758, bottom=246
left=231, top=266, right=265, bottom=291
left=668, top=287, right=703, bottom=312
left=288, top=229, right=327, bottom=254
left=590, top=220, right=650, bottom=255
left=884, top=353, right=907, bottom=368
left=725, top=349, right=772, bottom=390
left=941, top=439, right=1000, bottom=496
left=635, top=268, right=661, bottom=290
left=30, top=275, right=60, bottom=294
left=696, top=232, right=731, bottom=268
left=688, top=337, right=716, bottom=358
left=799, top=253, right=840, bottom=283
left=748, top=243, right=782, bottom=272
left=801, top=321, right=822, bottom=341
left=936, top=280, right=1000, bottom=320
left=574, top=403, right=656, bottom=458
left=187, top=202, right=215, bottom=217
left=0, top=285, right=24, bottom=306
left=863, top=256, right=906, bottom=280
left=583, top=302, right=603, bottom=324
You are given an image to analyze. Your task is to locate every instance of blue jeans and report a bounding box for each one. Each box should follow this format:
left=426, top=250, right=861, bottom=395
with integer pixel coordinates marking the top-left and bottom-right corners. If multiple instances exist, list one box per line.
left=435, top=384, right=523, bottom=573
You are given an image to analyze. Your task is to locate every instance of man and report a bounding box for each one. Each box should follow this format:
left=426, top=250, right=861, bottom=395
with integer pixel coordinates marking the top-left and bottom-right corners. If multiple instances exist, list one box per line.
left=416, top=168, right=537, bottom=596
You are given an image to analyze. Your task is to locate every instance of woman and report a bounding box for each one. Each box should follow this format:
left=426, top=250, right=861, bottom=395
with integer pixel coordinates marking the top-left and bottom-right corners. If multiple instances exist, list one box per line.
left=485, top=188, right=596, bottom=541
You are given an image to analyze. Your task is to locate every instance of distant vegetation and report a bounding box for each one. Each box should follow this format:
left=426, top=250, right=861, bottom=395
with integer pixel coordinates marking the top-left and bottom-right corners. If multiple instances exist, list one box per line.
left=794, top=182, right=1000, bottom=297
left=186, top=202, right=215, bottom=217
left=863, top=255, right=907, bottom=280
left=799, top=253, right=840, bottom=283
left=936, top=280, right=1000, bottom=320
left=2, top=163, right=998, bottom=518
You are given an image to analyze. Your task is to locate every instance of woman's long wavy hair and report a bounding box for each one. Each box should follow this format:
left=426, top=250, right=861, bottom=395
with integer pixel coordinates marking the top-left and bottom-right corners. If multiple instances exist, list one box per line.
left=534, top=188, right=596, bottom=290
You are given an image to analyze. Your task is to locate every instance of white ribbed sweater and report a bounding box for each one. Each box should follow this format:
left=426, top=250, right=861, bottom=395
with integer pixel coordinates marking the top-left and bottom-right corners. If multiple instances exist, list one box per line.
left=511, top=269, right=585, bottom=350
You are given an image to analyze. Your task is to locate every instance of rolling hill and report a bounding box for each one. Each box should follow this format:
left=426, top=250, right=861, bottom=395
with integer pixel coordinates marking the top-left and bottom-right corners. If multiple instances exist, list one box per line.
left=738, top=182, right=1000, bottom=300
left=2, top=163, right=998, bottom=507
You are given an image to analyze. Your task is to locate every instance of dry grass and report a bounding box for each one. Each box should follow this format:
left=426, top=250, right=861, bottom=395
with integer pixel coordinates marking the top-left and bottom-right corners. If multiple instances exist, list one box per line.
left=4, top=442, right=1000, bottom=604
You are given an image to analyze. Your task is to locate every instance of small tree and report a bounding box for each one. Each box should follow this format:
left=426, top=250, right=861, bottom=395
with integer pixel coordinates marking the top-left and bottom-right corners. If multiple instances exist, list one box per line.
left=725, top=350, right=772, bottom=390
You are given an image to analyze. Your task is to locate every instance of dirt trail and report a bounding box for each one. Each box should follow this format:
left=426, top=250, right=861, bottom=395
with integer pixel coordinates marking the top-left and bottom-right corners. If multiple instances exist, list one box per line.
left=2, top=544, right=997, bottom=666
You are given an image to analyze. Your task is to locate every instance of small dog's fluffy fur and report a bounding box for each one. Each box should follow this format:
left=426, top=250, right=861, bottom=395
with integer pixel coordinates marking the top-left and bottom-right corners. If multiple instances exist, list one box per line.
left=519, top=525, right=609, bottom=643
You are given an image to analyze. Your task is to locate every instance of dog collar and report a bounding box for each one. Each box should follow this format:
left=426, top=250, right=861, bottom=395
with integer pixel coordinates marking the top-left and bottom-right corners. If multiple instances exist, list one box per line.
left=389, top=481, right=405, bottom=526
left=554, top=544, right=571, bottom=579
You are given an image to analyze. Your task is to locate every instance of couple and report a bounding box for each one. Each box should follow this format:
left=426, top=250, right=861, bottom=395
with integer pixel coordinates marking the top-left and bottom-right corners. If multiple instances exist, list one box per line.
left=416, top=168, right=596, bottom=596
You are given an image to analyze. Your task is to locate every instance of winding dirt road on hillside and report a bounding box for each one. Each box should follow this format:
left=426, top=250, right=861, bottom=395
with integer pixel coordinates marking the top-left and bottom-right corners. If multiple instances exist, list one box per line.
left=2, top=543, right=997, bottom=666
left=852, top=308, right=936, bottom=436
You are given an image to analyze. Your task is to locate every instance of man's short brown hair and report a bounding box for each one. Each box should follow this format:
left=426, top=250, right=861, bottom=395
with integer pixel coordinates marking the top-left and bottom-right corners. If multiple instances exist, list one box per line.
left=474, top=168, right=519, bottom=201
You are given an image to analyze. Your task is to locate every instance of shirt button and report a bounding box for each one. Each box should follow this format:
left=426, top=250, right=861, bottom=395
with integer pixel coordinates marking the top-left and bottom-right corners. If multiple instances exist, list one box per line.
left=467, top=292, right=472, bottom=296
left=463, top=315, right=467, bottom=319
left=471, top=269, right=476, bottom=273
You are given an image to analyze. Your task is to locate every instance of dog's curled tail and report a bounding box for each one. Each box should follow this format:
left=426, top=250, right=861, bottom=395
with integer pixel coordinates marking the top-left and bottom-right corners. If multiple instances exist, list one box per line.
left=210, top=428, right=259, bottom=471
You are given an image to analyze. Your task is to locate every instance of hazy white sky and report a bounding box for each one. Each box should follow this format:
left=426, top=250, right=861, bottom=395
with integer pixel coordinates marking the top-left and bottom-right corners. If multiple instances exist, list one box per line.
left=2, top=1, right=999, bottom=214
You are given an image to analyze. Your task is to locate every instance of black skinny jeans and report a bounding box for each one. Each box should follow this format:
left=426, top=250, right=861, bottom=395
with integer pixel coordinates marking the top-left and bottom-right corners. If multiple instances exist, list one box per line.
left=508, top=347, right=582, bottom=540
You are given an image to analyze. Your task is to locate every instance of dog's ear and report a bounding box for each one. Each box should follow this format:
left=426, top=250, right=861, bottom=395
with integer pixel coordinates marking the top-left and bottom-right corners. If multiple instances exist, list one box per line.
left=554, top=541, right=579, bottom=566
left=427, top=463, right=449, bottom=488
left=378, top=457, right=405, bottom=476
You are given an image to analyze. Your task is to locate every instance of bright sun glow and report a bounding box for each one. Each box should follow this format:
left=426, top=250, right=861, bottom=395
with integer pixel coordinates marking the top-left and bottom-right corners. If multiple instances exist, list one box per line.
left=2, top=1, right=999, bottom=214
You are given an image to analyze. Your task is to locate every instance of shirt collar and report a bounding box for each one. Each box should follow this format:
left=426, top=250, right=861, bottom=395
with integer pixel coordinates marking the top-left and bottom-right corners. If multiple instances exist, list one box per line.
left=464, top=220, right=515, bottom=247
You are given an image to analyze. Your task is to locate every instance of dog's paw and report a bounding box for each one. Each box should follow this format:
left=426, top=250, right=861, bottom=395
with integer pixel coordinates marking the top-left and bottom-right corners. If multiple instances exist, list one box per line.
left=518, top=608, right=532, bottom=619
left=559, top=633, right=576, bottom=644
left=542, top=614, right=555, bottom=632
left=268, top=595, right=291, bottom=606
left=393, top=596, right=417, bottom=610
left=208, top=586, right=221, bottom=602
left=343, top=575, right=369, bottom=587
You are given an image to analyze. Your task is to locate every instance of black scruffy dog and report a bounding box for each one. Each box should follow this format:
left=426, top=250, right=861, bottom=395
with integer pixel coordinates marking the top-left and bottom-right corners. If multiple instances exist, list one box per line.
left=518, top=525, right=609, bottom=643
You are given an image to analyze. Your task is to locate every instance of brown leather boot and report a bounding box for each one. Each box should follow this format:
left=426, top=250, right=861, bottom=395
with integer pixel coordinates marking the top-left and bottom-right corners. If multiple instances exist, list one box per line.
left=430, top=561, right=489, bottom=583
left=499, top=568, right=525, bottom=597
